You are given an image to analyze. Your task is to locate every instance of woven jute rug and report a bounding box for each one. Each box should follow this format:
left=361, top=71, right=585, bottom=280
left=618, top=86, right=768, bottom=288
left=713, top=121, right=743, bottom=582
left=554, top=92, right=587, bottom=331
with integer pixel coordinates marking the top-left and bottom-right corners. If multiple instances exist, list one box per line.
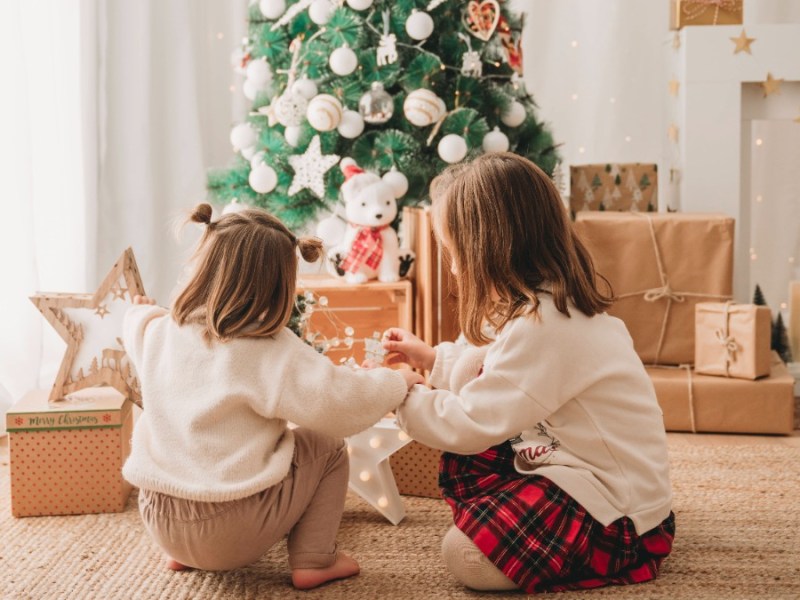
left=1, top=434, right=799, bottom=600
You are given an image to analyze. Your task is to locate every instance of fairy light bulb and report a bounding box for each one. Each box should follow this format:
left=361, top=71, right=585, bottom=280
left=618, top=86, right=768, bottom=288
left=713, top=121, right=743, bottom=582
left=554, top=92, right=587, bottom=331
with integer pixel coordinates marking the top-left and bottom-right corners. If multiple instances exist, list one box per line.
left=369, top=436, right=382, bottom=448
left=377, top=496, right=389, bottom=508
left=398, top=431, right=410, bottom=441
left=359, top=470, right=371, bottom=482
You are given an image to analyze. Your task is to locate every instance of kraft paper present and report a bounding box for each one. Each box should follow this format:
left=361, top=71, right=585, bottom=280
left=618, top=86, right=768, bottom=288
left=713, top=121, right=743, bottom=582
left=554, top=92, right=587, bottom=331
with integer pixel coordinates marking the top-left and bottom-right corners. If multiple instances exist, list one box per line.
left=647, top=354, right=795, bottom=435
left=695, top=302, right=772, bottom=380
left=569, top=163, right=657, bottom=218
left=670, top=0, right=743, bottom=29
left=574, top=212, right=734, bottom=365
left=389, top=441, right=441, bottom=499
left=6, top=388, right=133, bottom=517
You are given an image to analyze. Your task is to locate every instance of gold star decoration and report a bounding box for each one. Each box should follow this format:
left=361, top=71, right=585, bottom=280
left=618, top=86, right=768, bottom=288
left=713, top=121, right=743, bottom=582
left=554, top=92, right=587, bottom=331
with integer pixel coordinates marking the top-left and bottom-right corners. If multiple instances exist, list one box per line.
left=668, top=123, right=679, bottom=143
left=668, top=79, right=680, bottom=97
left=761, top=72, right=783, bottom=97
left=30, top=248, right=146, bottom=406
left=730, top=29, right=755, bottom=54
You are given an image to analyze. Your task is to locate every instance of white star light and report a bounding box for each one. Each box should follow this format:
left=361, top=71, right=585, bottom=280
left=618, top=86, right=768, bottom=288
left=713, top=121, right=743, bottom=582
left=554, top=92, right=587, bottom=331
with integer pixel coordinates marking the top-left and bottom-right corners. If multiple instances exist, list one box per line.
left=287, top=135, right=340, bottom=198
left=346, top=417, right=412, bottom=525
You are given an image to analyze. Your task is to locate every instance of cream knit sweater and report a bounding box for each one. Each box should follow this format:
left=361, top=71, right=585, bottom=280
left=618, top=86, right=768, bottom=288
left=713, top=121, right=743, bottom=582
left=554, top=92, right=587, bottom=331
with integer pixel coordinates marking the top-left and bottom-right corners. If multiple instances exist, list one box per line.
left=122, top=305, right=407, bottom=502
left=397, top=295, right=672, bottom=535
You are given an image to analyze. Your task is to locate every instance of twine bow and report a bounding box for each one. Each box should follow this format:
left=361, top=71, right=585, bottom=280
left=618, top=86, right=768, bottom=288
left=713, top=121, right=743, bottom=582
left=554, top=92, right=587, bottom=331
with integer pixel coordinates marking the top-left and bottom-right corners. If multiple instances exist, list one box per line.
left=616, top=214, right=731, bottom=364
left=712, top=301, right=738, bottom=377
left=681, top=0, right=740, bottom=25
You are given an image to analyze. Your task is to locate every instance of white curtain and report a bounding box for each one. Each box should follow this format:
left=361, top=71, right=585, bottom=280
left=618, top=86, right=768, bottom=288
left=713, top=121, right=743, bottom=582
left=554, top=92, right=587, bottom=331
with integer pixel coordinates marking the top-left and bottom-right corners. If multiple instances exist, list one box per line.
left=0, top=0, right=246, bottom=426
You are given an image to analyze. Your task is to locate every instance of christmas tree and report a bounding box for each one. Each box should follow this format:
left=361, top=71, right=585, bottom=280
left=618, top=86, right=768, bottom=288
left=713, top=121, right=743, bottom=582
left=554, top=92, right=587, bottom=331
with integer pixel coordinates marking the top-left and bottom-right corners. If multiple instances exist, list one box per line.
left=208, top=0, right=558, bottom=231
left=772, top=313, right=793, bottom=364
left=752, top=284, right=767, bottom=306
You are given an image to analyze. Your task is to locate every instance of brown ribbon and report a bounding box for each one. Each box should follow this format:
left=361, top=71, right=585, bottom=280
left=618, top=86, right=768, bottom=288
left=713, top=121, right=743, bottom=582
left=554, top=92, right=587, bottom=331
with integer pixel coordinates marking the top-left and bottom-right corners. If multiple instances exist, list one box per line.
left=712, top=301, right=739, bottom=377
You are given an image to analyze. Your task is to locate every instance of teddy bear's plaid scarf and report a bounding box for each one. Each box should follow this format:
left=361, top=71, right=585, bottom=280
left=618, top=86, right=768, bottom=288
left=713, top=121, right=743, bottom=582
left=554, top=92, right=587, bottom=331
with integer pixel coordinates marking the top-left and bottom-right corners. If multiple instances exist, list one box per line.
left=339, top=225, right=388, bottom=274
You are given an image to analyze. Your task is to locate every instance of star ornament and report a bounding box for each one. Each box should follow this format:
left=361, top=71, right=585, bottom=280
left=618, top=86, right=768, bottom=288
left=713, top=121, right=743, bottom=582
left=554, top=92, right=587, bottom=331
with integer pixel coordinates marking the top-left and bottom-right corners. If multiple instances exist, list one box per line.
left=346, top=417, right=413, bottom=525
left=288, top=135, right=340, bottom=198
left=730, top=29, right=755, bottom=54
left=761, top=72, right=783, bottom=97
left=30, top=248, right=146, bottom=407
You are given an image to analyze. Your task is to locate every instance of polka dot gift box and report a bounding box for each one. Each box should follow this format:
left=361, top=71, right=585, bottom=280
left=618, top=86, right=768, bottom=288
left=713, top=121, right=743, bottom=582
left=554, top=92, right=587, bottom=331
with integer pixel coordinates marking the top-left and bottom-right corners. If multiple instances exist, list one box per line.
left=6, top=387, right=133, bottom=518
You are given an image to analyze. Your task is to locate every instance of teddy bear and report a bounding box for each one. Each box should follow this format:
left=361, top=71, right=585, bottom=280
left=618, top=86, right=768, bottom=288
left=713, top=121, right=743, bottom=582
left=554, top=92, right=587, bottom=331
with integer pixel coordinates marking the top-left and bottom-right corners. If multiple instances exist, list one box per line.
left=316, top=158, right=414, bottom=284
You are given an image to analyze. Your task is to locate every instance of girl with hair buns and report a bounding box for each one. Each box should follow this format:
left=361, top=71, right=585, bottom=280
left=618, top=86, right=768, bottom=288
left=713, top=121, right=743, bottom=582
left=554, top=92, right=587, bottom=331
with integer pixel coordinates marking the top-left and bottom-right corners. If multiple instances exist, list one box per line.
left=122, top=203, right=422, bottom=589
left=383, top=153, right=674, bottom=593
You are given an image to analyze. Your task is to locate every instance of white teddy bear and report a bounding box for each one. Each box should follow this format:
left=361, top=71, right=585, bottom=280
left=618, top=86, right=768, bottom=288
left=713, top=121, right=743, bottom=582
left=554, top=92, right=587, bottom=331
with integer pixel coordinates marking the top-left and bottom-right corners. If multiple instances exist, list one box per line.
left=316, top=158, right=414, bottom=284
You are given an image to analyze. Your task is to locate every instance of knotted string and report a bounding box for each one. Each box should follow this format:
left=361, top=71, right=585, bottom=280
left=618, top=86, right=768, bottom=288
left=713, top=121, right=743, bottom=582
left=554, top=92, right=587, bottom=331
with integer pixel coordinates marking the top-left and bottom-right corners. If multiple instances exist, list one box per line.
left=654, top=364, right=698, bottom=433
left=712, top=301, right=738, bottom=377
left=616, top=214, right=731, bottom=364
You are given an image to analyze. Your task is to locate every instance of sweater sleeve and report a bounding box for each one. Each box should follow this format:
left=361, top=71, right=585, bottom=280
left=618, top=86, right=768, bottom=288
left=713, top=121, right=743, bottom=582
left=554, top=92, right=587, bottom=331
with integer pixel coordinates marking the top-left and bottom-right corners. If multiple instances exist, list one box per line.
left=122, top=304, right=169, bottom=371
left=272, top=330, right=408, bottom=439
left=396, top=314, right=591, bottom=454
left=428, top=341, right=469, bottom=390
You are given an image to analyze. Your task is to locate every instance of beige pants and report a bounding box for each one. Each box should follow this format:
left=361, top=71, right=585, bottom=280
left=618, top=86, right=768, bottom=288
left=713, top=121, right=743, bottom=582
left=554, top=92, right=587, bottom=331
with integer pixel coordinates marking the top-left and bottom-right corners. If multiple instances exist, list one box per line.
left=138, top=428, right=349, bottom=571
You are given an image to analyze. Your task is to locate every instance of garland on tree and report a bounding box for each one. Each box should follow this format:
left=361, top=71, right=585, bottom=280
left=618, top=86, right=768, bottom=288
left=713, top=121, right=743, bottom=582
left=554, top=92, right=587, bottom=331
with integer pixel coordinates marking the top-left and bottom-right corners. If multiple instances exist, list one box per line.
left=208, top=0, right=559, bottom=231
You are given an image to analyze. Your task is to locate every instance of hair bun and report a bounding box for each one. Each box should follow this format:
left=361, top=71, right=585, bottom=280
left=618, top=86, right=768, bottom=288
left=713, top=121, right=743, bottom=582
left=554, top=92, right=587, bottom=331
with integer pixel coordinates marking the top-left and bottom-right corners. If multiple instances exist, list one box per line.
left=297, top=236, right=323, bottom=263
left=191, top=203, right=213, bottom=225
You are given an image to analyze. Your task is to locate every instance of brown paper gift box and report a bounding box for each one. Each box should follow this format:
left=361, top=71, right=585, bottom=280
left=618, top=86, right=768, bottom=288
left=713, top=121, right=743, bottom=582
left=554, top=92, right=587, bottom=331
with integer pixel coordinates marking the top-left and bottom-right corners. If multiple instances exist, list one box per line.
left=6, top=388, right=134, bottom=517
left=670, top=0, right=743, bottom=29
left=695, top=302, right=772, bottom=380
left=569, top=163, right=657, bottom=217
left=574, top=212, right=734, bottom=365
left=646, top=354, right=795, bottom=434
left=401, top=206, right=460, bottom=347
left=389, top=441, right=441, bottom=499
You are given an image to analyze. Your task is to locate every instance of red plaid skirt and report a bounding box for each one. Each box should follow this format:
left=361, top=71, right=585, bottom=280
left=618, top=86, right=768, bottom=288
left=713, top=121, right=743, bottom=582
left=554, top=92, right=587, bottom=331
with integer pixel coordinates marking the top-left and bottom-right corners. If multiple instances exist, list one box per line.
left=439, top=443, right=675, bottom=594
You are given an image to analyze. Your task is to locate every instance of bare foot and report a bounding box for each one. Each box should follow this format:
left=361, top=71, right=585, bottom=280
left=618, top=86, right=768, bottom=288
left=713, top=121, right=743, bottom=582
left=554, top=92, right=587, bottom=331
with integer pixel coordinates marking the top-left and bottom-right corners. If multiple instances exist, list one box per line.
left=291, top=552, right=360, bottom=590
left=166, top=557, right=188, bottom=571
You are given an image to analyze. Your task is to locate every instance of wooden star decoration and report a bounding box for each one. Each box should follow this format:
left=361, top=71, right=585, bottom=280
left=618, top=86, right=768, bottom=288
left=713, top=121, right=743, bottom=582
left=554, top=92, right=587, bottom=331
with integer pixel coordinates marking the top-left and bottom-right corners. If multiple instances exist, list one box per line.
left=345, top=417, right=413, bottom=525
left=668, top=79, right=680, bottom=97
left=761, top=72, right=783, bottom=97
left=30, top=248, right=146, bottom=407
left=288, top=135, right=340, bottom=198
left=730, top=29, right=755, bottom=55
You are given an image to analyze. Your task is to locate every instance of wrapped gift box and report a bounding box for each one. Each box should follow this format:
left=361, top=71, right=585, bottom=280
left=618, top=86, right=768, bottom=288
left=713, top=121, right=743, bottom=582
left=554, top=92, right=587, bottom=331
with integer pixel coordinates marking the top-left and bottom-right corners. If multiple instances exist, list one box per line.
left=670, top=0, right=743, bottom=29
left=6, top=388, right=134, bottom=517
left=401, top=206, right=460, bottom=347
left=296, top=275, right=413, bottom=365
left=574, top=212, right=734, bottom=365
left=389, top=440, right=441, bottom=499
left=695, top=302, right=772, bottom=380
left=569, top=163, right=657, bottom=218
left=647, top=354, right=795, bottom=434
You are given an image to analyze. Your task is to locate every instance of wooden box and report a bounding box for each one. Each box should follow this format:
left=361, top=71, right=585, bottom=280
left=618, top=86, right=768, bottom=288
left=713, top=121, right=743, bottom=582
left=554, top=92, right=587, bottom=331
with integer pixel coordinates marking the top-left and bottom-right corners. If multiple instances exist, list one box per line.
left=670, top=0, right=743, bottom=30
left=401, top=206, right=460, bottom=347
left=6, top=388, right=133, bottom=517
left=296, top=275, right=413, bottom=365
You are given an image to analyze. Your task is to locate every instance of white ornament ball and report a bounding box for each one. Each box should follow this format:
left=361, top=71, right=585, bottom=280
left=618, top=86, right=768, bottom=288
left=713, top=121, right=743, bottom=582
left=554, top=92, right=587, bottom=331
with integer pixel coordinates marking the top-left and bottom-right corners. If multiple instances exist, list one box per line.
left=243, top=79, right=261, bottom=101
left=291, top=77, right=318, bottom=100
left=337, top=110, right=365, bottom=138
left=309, top=0, right=335, bottom=25
left=482, top=127, right=510, bottom=153
left=406, top=10, right=434, bottom=41
left=284, top=125, right=302, bottom=147
left=346, top=0, right=374, bottom=10
left=250, top=150, right=267, bottom=169
left=241, top=146, right=257, bottom=160
left=245, top=59, right=271, bottom=87
left=438, top=134, right=468, bottom=164
left=259, top=0, right=286, bottom=19
left=274, top=92, right=308, bottom=127
left=382, top=168, right=409, bottom=198
left=249, top=164, right=278, bottom=194
left=307, top=94, right=344, bottom=131
left=403, top=89, right=446, bottom=127
left=329, top=46, right=358, bottom=76
left=230, top=122, right=257, bottom=151
left=501, top=101, right=526, bottom=128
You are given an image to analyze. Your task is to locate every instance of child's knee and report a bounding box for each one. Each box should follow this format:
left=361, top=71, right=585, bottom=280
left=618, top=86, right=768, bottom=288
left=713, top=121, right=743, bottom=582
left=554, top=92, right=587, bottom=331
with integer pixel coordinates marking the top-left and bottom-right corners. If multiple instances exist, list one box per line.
left=441, top=526, right=517, bottom=591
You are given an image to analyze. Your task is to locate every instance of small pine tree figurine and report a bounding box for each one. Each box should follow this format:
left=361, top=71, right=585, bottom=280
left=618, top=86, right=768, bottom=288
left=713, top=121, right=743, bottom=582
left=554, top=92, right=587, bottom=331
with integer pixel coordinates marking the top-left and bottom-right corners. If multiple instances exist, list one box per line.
left=772, top=313, right=793, bottom=363
left=752, top=284, right=767, bottom=306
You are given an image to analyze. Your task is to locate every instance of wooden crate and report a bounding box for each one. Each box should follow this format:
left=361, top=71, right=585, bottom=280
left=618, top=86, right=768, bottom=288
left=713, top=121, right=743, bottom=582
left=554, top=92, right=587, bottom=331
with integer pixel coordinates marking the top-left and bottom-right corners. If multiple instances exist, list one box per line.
left=296, top=275, right=412, bottom=365
left=401, top=206, right=460, bottom=346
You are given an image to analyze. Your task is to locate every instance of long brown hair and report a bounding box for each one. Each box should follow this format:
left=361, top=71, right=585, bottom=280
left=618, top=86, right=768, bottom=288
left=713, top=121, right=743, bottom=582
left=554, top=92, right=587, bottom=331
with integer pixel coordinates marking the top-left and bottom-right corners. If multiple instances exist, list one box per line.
left=172, top=203, right=323, bottom=342
left=431, top=152, right=612, bottom=346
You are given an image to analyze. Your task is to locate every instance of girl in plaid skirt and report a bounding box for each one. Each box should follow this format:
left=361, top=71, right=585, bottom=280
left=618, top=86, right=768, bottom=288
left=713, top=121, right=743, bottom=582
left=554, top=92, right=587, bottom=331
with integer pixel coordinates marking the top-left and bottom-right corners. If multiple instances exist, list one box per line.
left=383, top=153, right=675, bottom=593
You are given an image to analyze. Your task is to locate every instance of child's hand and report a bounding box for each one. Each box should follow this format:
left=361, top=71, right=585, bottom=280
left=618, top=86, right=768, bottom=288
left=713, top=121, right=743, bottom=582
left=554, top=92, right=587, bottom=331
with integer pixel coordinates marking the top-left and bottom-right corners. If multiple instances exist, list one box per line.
left=382, top=328, right=436, bottom=371
left=398, top=368, right=425, bottom=390
left=133, top=295, right=157, bottom=305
